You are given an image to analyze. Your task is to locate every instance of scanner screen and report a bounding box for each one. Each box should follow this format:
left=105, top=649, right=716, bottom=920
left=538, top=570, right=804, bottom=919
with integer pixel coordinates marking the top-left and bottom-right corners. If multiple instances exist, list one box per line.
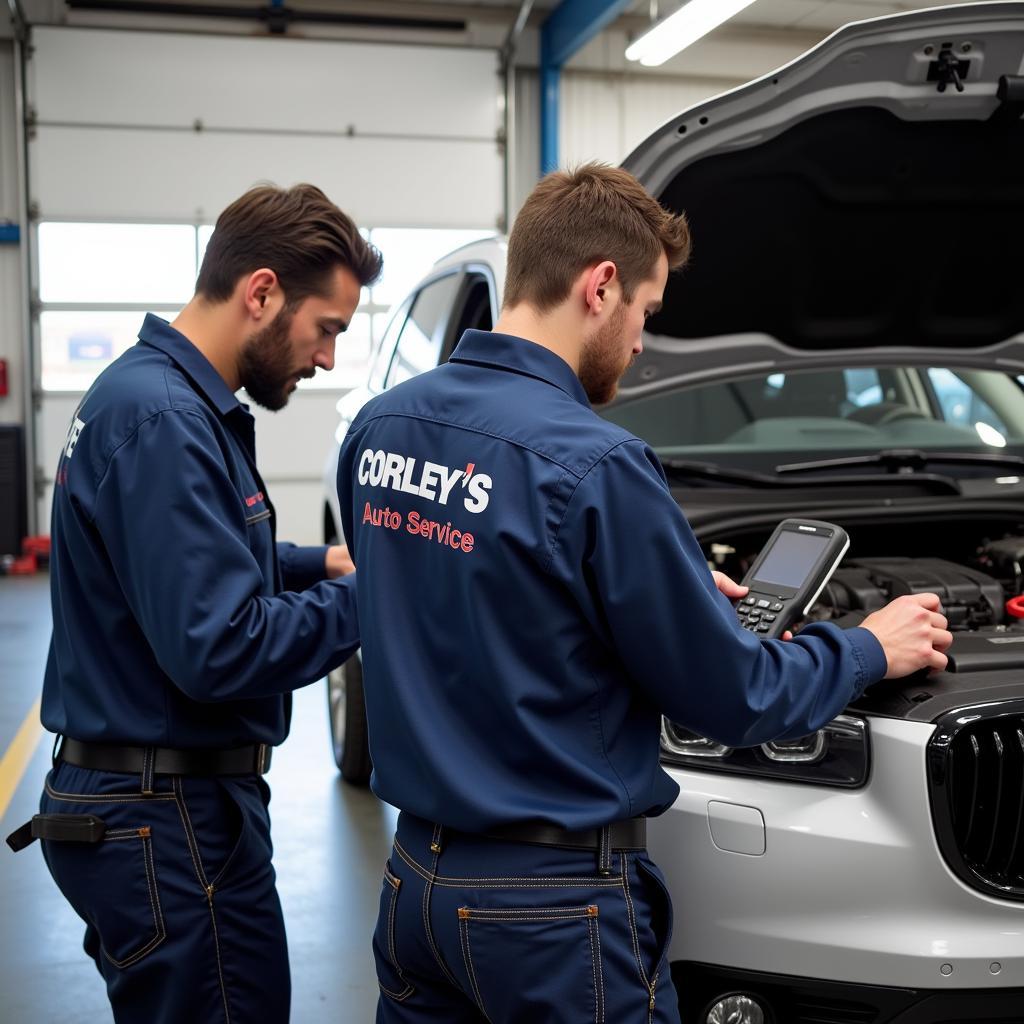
left=754, top=531, right=829, bottom=589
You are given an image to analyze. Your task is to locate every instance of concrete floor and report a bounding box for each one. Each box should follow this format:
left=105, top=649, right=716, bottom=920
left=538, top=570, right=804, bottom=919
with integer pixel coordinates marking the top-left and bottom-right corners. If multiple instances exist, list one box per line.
left=0, top=574, right=396, bottom=1023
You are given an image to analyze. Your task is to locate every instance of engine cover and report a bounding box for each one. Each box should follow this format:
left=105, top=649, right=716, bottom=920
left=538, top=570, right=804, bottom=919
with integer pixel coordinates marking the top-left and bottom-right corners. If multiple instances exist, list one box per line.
left=827, top=557, right=1004, bottom=629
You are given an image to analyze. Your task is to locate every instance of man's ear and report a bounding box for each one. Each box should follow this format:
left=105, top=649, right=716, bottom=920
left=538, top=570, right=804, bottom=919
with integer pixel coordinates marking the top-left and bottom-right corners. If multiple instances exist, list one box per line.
left=243, top=268, right=279, bottom=320
left=583, top=261, right=618, bottom=315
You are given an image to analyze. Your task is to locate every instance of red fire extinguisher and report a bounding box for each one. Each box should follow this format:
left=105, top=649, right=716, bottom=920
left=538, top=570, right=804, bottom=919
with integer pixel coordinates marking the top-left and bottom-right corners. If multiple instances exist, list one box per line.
left=0, top=359, right=8, bottom=397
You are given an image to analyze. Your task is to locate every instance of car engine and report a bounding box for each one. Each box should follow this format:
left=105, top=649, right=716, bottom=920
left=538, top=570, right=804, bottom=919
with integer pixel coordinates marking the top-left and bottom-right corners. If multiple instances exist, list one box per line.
left=799, top=541, right=1024, bottom=673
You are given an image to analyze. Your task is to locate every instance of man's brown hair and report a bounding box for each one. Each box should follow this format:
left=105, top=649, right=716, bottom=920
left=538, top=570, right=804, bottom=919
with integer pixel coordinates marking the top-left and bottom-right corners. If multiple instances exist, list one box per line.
left=503, top=163, right=690, bottom=312
left=196, top=183, right=382, bottom=306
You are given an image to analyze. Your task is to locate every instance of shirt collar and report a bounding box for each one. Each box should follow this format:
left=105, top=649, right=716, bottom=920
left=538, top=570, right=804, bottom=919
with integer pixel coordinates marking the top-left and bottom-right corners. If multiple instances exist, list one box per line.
left=138, top=313, right=242, bottom=417
left=449, top=330, right=591, bottom=408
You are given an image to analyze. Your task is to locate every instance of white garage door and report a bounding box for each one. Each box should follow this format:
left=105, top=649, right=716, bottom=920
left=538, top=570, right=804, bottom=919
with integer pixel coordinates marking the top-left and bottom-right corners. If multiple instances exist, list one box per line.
left=27, top=26, right=503, bottom=541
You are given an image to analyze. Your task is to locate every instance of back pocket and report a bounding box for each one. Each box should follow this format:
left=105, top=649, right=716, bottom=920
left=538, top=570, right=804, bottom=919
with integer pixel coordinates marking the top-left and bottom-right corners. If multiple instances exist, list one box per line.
left=43, top=825, right=166, bottom=969
left=458, top=904, right=605, bottom=1023
left=372, top=862, right=415, bottom=1002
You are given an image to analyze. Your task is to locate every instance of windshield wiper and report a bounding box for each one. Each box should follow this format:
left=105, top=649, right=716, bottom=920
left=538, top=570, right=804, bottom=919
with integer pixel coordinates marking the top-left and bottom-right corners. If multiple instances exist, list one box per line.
left=660, top=455, right=962, bottom=495
left=659, top=458, right=789, bottom=487
left=775, top=448, right=1024, bottom=476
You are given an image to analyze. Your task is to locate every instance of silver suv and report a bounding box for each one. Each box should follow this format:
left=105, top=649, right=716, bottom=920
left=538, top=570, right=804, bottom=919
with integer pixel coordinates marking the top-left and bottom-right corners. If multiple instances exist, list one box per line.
left=323, top=5, right=1024, bottom=1021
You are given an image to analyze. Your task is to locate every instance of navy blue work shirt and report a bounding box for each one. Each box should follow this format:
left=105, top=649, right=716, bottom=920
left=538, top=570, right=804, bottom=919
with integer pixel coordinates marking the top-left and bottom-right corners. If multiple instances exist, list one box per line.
left=42, top=314, right=359, bottom=748
left=337, top=329, right=887, bottom=832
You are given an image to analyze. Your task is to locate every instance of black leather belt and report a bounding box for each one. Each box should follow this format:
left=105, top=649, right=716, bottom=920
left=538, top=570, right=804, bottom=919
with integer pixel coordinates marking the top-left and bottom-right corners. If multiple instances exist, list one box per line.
left=482, top=817, right=646, bottom=851
left=59, top=738, right=272, bottom=777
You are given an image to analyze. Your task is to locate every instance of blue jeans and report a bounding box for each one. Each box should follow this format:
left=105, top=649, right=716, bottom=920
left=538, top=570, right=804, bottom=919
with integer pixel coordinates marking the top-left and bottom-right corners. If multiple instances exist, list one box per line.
left=374, top=812, right=682, bottom=1024
left=38, top=761, right=289, bottom=1023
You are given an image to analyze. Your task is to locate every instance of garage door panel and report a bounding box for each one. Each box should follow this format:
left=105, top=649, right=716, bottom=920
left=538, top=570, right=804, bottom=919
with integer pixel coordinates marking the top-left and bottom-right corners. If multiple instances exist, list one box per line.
left=31, top=126, right=502, bottom=228
left=30, top=27, right=500, bottom=141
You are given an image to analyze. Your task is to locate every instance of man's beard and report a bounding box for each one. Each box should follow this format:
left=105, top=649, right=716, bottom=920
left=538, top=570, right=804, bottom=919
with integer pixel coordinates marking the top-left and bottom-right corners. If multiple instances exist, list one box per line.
left=238, top=308, right=310, bottom=411
left=578, top=303, right=631, bottom=406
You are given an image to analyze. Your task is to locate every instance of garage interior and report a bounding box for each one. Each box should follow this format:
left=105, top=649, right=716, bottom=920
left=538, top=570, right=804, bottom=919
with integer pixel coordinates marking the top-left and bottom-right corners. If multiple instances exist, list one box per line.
left=0, top=1, right=1016, bottom=1021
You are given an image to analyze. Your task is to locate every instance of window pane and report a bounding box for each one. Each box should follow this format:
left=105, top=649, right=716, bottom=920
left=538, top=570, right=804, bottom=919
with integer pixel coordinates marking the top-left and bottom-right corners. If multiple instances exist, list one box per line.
left=369, top=228, right=492, bottom=307
left=385, top=273, right=461, bottom=388
left=369, top=299, right=412, bottom=391
left=39, top=223, right=198, bottom=305
left=41, top=310, right=179, bottom=391
left=299, top=312, right=373, bottom=390
left=602, top=365, right=1024, bottom=456
left=927, top=367, right=1008, bottom=436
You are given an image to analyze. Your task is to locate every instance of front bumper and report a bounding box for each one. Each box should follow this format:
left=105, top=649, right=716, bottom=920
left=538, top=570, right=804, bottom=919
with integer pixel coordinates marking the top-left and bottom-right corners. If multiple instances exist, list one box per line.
left=649, top=716, right=1024, bottom=992
left=673, top=961, right=1024, bottom=1023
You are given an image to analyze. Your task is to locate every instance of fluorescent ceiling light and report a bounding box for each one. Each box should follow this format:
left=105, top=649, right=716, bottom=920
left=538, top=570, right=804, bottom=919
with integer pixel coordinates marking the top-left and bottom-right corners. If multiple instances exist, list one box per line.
left=626, top=0, right=761, bottom=67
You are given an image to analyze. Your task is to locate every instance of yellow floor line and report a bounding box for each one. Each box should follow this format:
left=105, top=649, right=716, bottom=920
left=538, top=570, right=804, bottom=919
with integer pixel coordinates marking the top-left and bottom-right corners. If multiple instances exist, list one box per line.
left=0, top=698, right=44, bottom=824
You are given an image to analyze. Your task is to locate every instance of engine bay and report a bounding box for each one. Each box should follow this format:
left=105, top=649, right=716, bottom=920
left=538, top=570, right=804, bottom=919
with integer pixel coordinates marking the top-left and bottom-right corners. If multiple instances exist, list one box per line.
left=705, top=521, right=1024, bottom=716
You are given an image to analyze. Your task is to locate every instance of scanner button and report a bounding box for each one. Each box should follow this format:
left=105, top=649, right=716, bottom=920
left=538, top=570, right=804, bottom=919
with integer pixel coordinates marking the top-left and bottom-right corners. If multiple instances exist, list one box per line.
left=740, top=597, right=756, bottom=606
left=756, top=624, right=771, bottom=633
left=763, top=614, right=777, bottom=623
left=756, top=599, right=771, bottom=609
left=770, top=602, right=784, bottom=612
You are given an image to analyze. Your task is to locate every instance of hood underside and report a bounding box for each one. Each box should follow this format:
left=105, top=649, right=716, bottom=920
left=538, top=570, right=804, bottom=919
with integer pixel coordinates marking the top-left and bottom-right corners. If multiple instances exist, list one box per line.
left=650, top=105, right=1024, bottom=350
left=624, top=3, right=1024, bottom=361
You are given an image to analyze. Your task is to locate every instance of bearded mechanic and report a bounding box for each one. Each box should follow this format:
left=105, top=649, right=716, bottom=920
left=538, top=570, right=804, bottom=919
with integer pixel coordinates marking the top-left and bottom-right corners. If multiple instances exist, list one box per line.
left=338, top=164, right=953, bottom=1023
left=6, top=184, right=381, bottom=1023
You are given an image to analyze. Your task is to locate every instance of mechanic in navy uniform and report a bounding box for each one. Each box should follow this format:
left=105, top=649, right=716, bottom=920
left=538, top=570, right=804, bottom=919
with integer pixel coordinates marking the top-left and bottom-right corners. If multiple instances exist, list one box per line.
left=336, top=164, right=953, bottom=1023
left=7, top=184, right=381, bottom=1022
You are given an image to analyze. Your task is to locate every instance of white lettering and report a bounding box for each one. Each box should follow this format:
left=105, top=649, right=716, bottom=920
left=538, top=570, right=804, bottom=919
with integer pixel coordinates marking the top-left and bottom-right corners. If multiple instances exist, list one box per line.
left=368, top=450, right=386, bottom=486
left=464, top=473, right=492, bottom=514
left=356, top=448, right=492, bottom=512
left=65, top=417, right=85, bottom=459
left=381, top=452, right=404, bottom=491
left=419, top=462, right=443, bottom=501
left=357, top=448, right=373, bottom=485
left=400, top=457, right=420, bottom=495
left=435, top=465, right=463, bottom=504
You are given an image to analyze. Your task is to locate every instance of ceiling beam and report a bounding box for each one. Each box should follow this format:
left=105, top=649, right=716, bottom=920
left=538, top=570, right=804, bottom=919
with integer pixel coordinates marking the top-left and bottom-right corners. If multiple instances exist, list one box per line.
left=540, top=0, right=634, bottom=174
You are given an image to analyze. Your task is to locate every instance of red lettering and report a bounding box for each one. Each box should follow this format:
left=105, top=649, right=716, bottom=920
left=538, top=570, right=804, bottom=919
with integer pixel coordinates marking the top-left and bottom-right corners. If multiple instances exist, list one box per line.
left=363, top=502, right=403, bottom=531
left=400, top=506, right=478, bottom=553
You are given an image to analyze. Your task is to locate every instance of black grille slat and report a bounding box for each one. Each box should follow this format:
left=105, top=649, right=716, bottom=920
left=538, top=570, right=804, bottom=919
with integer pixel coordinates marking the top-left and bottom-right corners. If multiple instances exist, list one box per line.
left=1006, top=729, right=1024, bottom=882
left=957, top=734, right=981, bottom=852
left=981, top=730, right=1006, bottom=866
left=930, top=706, right=1024, bottom=901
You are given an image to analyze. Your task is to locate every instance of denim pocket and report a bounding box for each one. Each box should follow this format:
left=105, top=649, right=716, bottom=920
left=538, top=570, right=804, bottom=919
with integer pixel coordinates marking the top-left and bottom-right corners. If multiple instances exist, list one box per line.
left=635, top=858, right=673, bottom=978
left=42, top=824, right=166, bottom=969
left=458, top=904, right=605, bottom=1023
left=372, top=862, right=415, bottom=1002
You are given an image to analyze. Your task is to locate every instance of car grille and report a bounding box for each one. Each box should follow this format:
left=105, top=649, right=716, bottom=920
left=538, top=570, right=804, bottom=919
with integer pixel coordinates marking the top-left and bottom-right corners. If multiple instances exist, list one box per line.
left=928, top=701, right=1024, bottom=902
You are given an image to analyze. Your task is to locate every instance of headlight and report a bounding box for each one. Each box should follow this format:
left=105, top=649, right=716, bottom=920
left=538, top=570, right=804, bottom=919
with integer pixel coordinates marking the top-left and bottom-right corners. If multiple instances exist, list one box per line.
left=660, top=714, right=869, bottom=787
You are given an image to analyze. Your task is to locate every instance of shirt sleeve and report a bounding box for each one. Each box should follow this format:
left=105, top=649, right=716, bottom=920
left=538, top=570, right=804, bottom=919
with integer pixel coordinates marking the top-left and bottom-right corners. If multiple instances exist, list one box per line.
left=277, top=542, right=329, bottom=591
left=92, top=409, right=359, bottom=702
left=552, top=439, right=887, bottom=747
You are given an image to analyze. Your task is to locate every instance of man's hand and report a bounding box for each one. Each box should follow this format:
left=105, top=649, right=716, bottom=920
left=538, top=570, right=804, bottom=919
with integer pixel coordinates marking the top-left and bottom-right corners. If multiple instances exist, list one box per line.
left=325, top=544, right=355, bottom=579
left=712, top=570, right=793, bottom=640
left=861, top=592, right=953, bottom=678
left=711, top=570, right=748, bottom=600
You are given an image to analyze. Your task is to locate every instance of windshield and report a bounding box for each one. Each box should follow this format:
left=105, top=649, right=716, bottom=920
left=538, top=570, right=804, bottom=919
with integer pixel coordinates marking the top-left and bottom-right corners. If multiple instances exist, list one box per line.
left=601, top=366, right=1024, bottom=463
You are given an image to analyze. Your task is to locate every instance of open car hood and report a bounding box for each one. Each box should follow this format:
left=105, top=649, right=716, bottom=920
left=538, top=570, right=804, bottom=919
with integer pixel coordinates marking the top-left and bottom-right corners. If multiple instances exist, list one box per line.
left=617, top=2, right=1024, bottom=398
